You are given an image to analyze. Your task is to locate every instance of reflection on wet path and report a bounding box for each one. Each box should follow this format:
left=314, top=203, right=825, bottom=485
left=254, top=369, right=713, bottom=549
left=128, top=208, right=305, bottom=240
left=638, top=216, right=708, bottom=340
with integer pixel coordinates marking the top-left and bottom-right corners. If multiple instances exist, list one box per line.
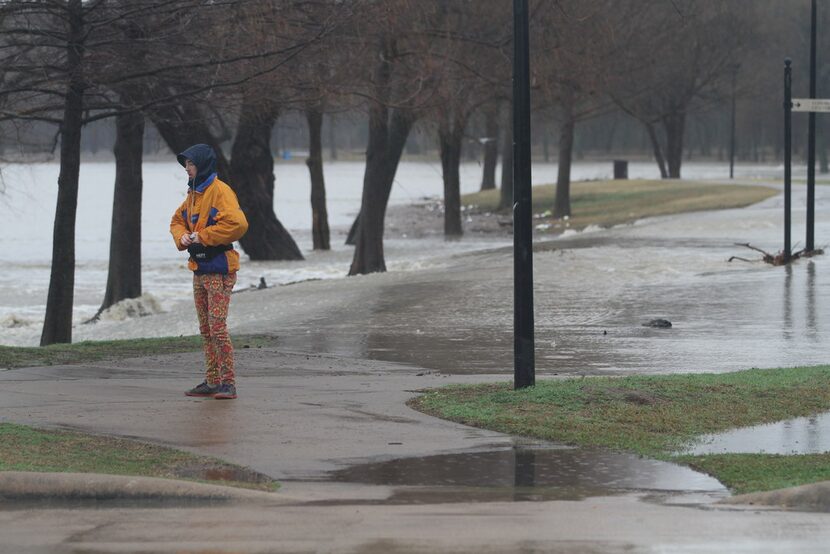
left=683, top=411, right=830, bottom=455
left=328, top=446, right=725, bottom=503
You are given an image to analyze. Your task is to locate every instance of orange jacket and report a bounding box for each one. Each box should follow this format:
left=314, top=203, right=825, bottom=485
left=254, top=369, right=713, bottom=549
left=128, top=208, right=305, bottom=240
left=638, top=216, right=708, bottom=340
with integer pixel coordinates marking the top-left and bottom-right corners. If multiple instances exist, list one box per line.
left=170, top=177, right=249, bottom=274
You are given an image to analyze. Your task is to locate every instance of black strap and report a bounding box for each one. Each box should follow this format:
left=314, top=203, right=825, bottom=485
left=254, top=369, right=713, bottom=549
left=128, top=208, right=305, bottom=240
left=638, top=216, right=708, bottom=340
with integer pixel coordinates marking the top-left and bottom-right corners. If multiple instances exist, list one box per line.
left=187, top=243, right=233, bottom=260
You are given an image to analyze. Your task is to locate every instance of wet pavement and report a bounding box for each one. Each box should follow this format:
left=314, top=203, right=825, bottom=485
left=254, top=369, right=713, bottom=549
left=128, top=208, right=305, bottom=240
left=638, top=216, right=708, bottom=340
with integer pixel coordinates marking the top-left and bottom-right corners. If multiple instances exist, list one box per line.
left=0, top=349, right=726, bottom=504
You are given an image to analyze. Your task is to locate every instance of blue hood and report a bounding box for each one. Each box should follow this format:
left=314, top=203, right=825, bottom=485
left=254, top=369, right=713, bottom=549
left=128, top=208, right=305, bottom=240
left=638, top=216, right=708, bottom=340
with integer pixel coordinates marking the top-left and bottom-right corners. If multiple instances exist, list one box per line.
left=177, top=144, right=217, bottom=192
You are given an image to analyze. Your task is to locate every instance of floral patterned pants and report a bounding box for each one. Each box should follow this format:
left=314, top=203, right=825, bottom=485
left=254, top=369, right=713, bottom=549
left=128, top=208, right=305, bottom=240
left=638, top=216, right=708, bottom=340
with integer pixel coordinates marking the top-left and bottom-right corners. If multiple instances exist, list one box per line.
left=193, top=273, right=237, bottom=385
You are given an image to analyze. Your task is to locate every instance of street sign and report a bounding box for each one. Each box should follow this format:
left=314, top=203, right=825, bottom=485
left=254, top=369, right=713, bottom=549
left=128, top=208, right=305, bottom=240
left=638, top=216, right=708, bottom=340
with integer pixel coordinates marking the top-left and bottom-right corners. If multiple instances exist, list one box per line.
left=792, top=98, right=830, bottom=112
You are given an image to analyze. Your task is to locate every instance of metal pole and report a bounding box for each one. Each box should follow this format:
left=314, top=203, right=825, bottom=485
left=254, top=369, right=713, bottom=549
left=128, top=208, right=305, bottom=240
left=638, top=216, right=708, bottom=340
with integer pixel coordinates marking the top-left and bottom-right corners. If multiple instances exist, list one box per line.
left=729, top=65, right=738, bottom=179
left=513, top=0, right=534, bottom=389
left=807, top=0, right=817, bottom=252
left=785, top=58, right=793, bottom=262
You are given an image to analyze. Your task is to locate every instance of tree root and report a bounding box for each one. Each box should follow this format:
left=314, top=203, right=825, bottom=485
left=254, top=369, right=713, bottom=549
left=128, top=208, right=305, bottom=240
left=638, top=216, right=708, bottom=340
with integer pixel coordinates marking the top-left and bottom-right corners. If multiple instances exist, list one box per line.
left=729, top=243, right=825, bottom=266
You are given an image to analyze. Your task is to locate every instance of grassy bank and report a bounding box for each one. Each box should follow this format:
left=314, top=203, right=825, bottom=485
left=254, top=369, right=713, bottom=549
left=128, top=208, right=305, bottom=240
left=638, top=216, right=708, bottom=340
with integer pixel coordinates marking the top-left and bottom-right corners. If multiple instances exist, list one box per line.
left=409, top=366, right=830, bottom=494
left=0, top=334, right=279, bottom=370
left=0, top=423, right=278, bottom=491
left=462, top=179, right=778, bottom=232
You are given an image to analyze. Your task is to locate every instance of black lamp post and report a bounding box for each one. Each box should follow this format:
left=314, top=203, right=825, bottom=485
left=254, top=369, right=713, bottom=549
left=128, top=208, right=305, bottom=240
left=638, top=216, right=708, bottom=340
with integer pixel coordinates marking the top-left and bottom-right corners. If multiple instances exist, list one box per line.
left=513, top=0, right=534, bottom=389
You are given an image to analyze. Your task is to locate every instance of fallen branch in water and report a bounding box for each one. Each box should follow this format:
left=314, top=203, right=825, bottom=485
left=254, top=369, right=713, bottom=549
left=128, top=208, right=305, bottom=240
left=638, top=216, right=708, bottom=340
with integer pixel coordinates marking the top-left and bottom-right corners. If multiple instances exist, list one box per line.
left=728, top=243, right=824, bottom=266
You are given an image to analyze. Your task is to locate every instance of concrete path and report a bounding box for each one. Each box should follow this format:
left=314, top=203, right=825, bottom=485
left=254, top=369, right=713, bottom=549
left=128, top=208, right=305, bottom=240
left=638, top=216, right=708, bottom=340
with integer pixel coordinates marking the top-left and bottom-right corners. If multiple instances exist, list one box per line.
left=0, top=349, right=514, bottom=482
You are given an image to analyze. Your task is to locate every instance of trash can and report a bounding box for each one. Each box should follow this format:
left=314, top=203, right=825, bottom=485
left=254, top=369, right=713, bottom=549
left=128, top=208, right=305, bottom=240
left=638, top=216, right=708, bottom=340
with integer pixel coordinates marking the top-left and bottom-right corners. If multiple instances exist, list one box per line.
left=613, top=160, right=628, bottom=180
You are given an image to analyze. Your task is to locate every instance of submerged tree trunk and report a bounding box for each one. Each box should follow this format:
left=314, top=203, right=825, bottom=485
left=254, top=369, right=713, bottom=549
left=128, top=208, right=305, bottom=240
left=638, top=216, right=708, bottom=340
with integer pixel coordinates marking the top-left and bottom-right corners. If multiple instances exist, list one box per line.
left=663, top=110, right=685, bottom=179
left=554, top=114, right=575, bottom=219
left=306, top=108, right=330, bottom=250
left=230, top=98, right=303, bottom=260
left=643, top=121, right=669, bottom=179
left=480, top=103, right=499, bottom=191
left=92, top=109, right=145, bottom=321
left=439, top=113, right=465, bottom=237
left=41, top=0, right=84, bottom=346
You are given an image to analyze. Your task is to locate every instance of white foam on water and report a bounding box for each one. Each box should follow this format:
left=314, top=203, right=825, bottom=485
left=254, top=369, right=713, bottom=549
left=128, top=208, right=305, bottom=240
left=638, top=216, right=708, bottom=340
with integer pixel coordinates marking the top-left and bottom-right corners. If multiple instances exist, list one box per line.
left=98, top=294, right=165, bottom=321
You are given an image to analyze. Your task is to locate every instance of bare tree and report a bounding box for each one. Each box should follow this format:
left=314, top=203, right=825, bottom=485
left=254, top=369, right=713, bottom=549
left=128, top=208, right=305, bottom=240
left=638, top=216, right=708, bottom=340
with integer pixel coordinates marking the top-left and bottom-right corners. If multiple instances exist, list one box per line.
left=431, top=0, right=510, bottom=236
left=347, top=1, right=432, bottom=275
left=533, top=0, right=614, bottom=218
left=608, top=1, right=752, bottom=179
left=91, top=108, right=144, bottom=322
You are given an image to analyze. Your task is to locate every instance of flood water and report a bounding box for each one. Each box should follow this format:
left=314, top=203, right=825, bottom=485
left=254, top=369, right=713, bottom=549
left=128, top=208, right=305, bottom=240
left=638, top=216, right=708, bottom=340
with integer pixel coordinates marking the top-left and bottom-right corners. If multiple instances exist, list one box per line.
left=267, top=184, right=830, bottom=376
left=683, top=412, right=830, bottom=455
left=35, top=174, right=830, bottom=379
left=328, top=445, right=726, bottom=503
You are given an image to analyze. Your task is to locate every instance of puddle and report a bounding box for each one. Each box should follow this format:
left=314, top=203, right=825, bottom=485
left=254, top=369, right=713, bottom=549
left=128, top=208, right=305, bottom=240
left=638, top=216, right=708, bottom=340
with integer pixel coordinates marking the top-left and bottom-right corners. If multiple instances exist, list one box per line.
left=328, top=446, right=726, bottom=504
left=682, top=412, right=830, bottom=455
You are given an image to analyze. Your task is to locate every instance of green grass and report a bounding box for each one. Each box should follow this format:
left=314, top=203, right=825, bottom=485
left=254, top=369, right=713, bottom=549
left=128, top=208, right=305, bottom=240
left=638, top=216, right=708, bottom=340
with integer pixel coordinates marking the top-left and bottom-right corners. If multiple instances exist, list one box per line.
left=0, top=333, right=280, bottom=370
left=0, top=422, right=279, bottom=491
left=409, top=366, right=830, bottom=493
left=675, top=453, right=830, bottom=495
left=462, top=179, right=778, bottom=232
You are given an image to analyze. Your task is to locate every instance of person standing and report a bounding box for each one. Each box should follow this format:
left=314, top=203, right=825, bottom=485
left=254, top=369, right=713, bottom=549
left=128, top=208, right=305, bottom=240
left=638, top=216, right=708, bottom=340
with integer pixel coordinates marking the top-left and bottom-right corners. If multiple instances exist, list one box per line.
left=170, top=144, right=248, bottom=399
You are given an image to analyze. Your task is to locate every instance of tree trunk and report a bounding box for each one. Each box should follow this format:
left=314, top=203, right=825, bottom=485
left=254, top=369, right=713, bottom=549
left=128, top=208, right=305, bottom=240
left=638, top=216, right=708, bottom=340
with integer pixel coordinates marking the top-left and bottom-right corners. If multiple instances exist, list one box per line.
left=146, top=94, right=301, bottom=260
left=345, top=212, right=359, bottom=245
left=439, top=114, right=465, bottom=237
left=92, top=109, right=145, bottom=321
left=349, top=100, right=390, bottom=275
left=499, top=110, right=513, bottom=210
left=306, top=108, right=330, bottom=250
left=345, top=107, right=414, bottom=247
left=348, top=106, right=415, bottom=275
left=663, top=110, right=685, bottom=179
left=644, top=121, right=669, bottom=179
left=480, top=103, right=499, bottom=191
left=146, top=100, right=230, bottom=173
left=41, top=0, right=84, bottom=346
left=327, top=113, right=338, bottom=161
left=230, top=98, right=303, bottom=260
left=554, top=115, right=575, bottom=219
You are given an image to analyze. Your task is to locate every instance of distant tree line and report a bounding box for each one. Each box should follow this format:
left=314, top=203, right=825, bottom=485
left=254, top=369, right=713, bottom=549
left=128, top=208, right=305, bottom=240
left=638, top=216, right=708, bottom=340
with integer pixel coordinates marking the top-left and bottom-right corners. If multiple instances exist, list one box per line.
left=0, top=0, right=823, bottom=345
